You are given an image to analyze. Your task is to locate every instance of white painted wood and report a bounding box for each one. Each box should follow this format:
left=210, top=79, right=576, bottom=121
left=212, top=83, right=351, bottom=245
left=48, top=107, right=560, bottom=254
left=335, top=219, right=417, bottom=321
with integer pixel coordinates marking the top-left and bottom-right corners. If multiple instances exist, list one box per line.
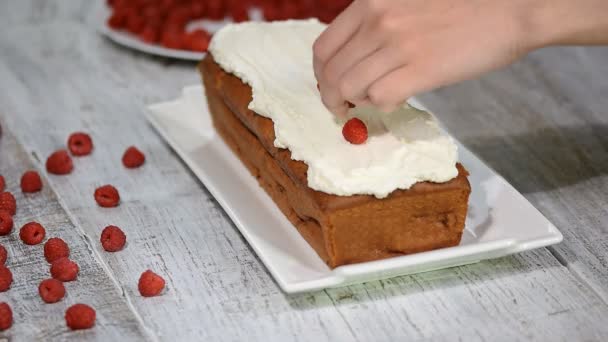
left=417, top=46, right=608, bottom=302
left=0, top=1, right=606, bottom=341
left=0, top=129, right=149, bottom=341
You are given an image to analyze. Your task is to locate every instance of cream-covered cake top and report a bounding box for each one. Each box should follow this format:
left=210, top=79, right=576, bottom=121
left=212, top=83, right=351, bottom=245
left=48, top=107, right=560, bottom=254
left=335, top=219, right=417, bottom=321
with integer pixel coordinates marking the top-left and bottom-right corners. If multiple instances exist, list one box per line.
left=209, top=19, right=458, bottom=198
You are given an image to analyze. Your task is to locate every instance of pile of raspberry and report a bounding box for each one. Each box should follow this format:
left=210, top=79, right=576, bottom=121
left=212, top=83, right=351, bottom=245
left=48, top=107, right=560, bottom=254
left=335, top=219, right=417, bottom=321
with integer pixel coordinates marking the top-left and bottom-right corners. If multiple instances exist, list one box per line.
left=106, top=0, right=353, bottom=52
left=0, top=127, right=165, bottom=332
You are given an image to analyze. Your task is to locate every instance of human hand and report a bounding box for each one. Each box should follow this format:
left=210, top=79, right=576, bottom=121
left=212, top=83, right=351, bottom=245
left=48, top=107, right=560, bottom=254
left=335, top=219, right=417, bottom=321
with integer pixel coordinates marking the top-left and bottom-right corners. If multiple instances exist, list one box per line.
left=313, top=0, right=540, bottom=116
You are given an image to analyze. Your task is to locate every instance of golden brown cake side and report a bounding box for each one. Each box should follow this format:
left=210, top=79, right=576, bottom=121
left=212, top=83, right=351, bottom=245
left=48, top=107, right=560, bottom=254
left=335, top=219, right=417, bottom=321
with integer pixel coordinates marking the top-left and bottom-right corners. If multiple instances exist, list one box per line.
left=200, top=54, right=471, bottom=268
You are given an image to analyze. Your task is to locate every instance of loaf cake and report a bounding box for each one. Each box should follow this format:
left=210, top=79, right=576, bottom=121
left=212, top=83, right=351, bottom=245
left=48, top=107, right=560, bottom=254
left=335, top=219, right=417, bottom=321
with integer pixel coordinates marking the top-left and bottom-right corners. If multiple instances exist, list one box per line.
left=199, top=20, right=471, bottom=268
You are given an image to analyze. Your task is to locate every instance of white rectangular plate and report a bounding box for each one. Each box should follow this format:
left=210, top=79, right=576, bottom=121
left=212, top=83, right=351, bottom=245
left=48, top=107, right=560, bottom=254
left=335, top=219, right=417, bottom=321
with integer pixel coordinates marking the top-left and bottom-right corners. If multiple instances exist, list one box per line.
left=146, top=85, right=563, bottom=293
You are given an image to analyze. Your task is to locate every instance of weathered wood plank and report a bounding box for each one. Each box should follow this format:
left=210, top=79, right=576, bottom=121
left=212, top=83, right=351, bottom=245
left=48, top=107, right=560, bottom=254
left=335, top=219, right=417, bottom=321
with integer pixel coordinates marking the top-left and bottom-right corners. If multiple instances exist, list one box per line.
left=418, top=46, right=608, bottom=302
left=0, top=126, right=149, bottom=341
left=0, top=1, right=607, bottom=341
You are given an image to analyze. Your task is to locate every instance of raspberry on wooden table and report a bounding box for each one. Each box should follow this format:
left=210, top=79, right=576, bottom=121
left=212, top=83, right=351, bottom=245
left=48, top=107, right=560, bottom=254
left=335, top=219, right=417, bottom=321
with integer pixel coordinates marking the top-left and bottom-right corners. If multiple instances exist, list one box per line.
left=342, top=118, right=368, bottom=145
left=0, top=265, right=12, bottom=292
left=0, top=244, right=6, bottom=265
left=0, top=175, right=4, bottom=192
left=46, top=150, right=73, bottom=175
left=0, top=211, right=13, bottom=236
left=0, top=302, right=12, bottom=331
left=50, top=257, right=79, bottom=282
left=65, top=304, right=96, bottom=330
left=94, top=185, right=120, bottom=208
left=122, top=146, right=146, bottom=168
left=0, top=192, right=16, bottom=215
left=138, top=270, right=166, bottom=297
left=20, top=170, right=43, bottom=193
left=20, top=222, right=46, bottom=245
left=67, top=132, right=94, bottom=156
left=44, top=237, right=70, bottom=263
left=100, top=225, right=126, bottom=252
left=38, top=278, right=66, bottom=303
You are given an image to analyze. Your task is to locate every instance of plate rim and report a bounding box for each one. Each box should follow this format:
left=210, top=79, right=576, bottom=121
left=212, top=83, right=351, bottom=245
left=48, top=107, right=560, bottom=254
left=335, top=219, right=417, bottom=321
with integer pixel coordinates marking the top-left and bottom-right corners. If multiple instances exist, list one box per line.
left=95, top=2, right=205, bottom=61
left=145, top=88, right=563, bottom=293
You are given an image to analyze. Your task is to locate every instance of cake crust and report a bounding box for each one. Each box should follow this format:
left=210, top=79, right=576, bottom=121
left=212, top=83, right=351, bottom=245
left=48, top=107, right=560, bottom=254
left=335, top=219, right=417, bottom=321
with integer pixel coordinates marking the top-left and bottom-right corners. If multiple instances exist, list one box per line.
left=200, top=54, right=471, bottom=268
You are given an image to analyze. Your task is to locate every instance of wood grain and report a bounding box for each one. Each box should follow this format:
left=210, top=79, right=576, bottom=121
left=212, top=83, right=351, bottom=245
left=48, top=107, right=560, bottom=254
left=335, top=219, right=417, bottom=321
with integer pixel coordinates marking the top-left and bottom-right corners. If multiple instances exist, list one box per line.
left=0, top=1, right=607, bottom=340
left=418, top=46, right=608, bottom=302
left=0, top=127, right=148, bottom=341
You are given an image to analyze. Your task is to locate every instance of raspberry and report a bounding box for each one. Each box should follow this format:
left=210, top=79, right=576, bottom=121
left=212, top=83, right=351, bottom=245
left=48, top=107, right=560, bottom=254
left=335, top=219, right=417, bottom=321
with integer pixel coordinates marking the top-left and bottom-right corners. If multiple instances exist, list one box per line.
left=0, top=265, right=12, bottom=292
left=140, top=25, right=160, bottom=43
left=138, top=270, right=165, bottom=297
left=161, top=28, right=184, bottom=49
left=0, top=302, right=12, bottom=331
left=0, top=211, right=13, bottom=236
left=126, top=12, right=145, bottom=34
left=94, top=185, right=120, bottom=208
left=0, top=175, right=4, bottom=191
left=50, top=257, right=79, bottom=282
left=20, top=222, right=46, bottom=245
left=0, top=244, right=6, bottom=265
left=230, top=4, right=249, bottom=23
left=44, top=237, right=70, bottom=263
left=20, top=170, right=43, bottom=193
left=39, top=278, right=66, bottom=303
left=183, top=29, right=211, bottom=52
left=46, top=150, right=73, bottom=175
left=122, top=146, right=146, bottom=168
left=100, top=225, right=126, bottom=252
left=342, top=118, right=368, bottom=145
left=65, top=304, right=96, bottom=330
left=0, top=192, right=16, bottom=215
left=68, top=132, right=94, bottom=156
left=107, top=11, right=127, bottom=29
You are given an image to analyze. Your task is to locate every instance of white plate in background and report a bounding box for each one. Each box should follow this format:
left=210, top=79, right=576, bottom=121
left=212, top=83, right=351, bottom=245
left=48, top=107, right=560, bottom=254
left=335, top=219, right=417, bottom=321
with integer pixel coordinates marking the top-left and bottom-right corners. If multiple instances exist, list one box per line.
left=146, top=85, right=563, bottom=293
left=95, top=2, right=263, bottom=61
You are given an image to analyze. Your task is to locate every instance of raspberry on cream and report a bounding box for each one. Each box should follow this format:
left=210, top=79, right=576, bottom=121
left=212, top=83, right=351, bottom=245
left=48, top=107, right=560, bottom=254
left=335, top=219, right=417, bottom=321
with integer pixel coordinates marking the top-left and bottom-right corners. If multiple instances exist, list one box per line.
left=209, top=20, right=459, bottom=198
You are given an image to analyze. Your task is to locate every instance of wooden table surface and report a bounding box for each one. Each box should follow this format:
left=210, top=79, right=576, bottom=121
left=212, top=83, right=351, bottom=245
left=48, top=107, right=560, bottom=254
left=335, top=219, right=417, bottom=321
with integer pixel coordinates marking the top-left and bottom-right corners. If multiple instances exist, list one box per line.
left=0, top=1, right=607, bottom=341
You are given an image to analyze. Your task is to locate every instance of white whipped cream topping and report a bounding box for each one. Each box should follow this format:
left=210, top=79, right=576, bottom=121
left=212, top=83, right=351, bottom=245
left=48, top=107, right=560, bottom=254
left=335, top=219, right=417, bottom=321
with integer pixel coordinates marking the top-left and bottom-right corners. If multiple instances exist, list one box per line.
left=209, top=20, right=459, bottom=198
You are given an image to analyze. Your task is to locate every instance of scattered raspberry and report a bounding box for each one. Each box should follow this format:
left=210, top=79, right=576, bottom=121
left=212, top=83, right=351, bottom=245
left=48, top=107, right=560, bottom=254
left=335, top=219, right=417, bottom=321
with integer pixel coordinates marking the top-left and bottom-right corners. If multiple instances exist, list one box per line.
left=46, top=150, right=73, bottom=175
left=44, top=237, right=70, bottom=263
left=100, top=225, right=127, bottom=252
left=122, top=146, right=146, bottom=168
left=68, top=132, right=94, bottom=156
left=94, top=185, right=120, bottom=208
left=0, top=192, right=16, bottom=215
left=20, top=170, right=43, bottom=193
left=0, top=211, right=13, bottom=236
left=0, top=175, right=4, bottom=192
left=20, top=222, right=46, bottom=245
left=65, top=304, right=96, bottom=330
left=0, top=302, right=12, bottom=331
left=0, top=244, right=6, bottom=265
left=0, top=265, right=12, bottom=292
left=50, top=257, right=79, bottom=282
left=138, top=270, right=166, bottom=297
left=39, top=278, right=66, bottom=303
left=342, top=118, right=368, bottom=145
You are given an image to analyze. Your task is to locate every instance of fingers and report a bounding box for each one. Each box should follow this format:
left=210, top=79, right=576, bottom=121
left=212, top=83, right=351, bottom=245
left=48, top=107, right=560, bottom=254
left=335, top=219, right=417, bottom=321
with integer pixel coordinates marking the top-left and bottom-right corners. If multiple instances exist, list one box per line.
left=313, top=1, right=363, bottom=116
left=337, top=45, right=407, bottom=104
left=313, top=1, right=363, bottom=80
left=323, top=29, right=382, bottom=89
left=367, top=63, right=440, bottom=113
